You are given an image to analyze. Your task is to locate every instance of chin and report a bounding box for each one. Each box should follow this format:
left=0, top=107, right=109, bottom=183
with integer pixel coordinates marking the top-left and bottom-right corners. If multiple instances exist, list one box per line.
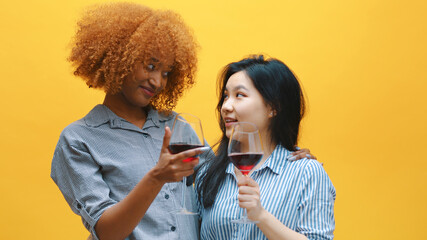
left=225, top=128, right=231, bottom=138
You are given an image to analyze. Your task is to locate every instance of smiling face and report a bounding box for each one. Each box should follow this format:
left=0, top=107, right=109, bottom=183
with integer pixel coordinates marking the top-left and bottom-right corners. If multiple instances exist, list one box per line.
left=121, top=57, right=174, bottom=108
left=221, top=71, right=273, bottom=138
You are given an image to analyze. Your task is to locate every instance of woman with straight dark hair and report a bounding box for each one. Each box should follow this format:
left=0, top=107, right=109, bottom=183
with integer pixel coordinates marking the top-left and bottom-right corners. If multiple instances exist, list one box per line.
left=195, top=55, right=336, bottom=239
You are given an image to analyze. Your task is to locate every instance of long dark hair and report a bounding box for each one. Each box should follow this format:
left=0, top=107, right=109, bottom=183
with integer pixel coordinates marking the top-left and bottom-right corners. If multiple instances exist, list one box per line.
left=196, top=55, right=306, bottom=208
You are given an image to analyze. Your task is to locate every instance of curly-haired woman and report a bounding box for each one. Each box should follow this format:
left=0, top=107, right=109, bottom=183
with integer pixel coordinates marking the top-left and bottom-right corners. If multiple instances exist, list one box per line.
left=51, top=3, right=203, bottom=240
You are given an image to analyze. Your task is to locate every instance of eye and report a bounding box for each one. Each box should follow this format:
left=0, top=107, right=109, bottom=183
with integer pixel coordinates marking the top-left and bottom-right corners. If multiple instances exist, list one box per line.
left=162, top=71, right=170, bottom=78
left=236, top=92, right=245, bottom=97
left=146, top=64, right=155, bottom=71
left=223, top=92, right=229, bottom=99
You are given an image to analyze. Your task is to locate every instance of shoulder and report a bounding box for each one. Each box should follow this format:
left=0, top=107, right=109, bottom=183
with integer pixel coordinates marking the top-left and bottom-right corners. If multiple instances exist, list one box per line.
left=58, top=104, right=111, bottom=143
left=54, top=120, right=90, bottom=151
left=292, top=159, right=328, bottom=179
left=284, top=157, right=331, bottom=182
left=296, top=159, right=335, bottom=194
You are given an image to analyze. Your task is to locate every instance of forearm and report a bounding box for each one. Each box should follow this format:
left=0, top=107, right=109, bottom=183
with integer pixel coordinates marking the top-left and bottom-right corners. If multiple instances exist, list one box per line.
left=95, top=170, right=165, bottom=240
left=256, top=210, right=308, bottom=240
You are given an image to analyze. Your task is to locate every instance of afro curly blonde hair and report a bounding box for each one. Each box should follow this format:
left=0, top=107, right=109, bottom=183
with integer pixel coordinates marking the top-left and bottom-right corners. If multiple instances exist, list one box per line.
left=69, top=2, right=198, bottom=112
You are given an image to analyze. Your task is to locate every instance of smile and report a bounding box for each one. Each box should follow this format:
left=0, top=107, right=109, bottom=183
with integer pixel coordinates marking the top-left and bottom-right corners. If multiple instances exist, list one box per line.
left=140, top=86, right=155, bottom=97
left=224, top=118, right=237, bottom=127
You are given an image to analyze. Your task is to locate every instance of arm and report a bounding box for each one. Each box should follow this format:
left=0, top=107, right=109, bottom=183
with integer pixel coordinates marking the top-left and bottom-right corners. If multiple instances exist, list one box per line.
left=237, top=177, right=308, bottom=240
left=94, top=126, right=204, bottom=240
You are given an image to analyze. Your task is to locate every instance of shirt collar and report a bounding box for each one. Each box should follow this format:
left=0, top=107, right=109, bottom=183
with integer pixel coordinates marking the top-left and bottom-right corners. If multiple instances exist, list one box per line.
left=84, top=104, right=114, bottom=127
left=226, top=162, right=235, bottom=174
left=84, top=104, right=174, bottom=129
left=258, top=144, right=291, bottom=175
left=144, top=107, right=175, bottom=129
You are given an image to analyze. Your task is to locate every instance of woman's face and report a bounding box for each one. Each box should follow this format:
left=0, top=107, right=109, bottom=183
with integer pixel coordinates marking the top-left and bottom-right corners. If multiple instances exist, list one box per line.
left=221, top=71, right=273, bottom=138
left=121, top=57, right=173, bottom=108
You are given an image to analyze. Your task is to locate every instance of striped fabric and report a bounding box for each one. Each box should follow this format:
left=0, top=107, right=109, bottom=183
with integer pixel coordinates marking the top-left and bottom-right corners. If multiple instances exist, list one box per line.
left=196, top=144, right=336, bottom=240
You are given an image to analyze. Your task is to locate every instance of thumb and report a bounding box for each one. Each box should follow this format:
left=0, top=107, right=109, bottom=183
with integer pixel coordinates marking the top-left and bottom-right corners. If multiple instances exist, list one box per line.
left=161, top=126, right=172, bottom=153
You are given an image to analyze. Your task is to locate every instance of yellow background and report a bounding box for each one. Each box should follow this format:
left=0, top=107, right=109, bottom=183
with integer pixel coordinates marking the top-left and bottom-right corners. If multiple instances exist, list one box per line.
left=0, top=0, right=425, bottom=239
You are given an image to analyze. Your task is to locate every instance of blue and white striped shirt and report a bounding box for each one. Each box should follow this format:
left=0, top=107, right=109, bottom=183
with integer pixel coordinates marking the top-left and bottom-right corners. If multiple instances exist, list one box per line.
left=196, top=144, right=336, bottom=240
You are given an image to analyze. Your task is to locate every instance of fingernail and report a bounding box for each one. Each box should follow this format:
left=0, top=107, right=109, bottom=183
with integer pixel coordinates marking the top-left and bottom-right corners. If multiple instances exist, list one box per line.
left=306, top=154, right=311, bottom=159
left=198, top=147, right=210, bottom=152
left=288, top=155, right=297, bottom=161
left=183, top=157, right=197, bottom=163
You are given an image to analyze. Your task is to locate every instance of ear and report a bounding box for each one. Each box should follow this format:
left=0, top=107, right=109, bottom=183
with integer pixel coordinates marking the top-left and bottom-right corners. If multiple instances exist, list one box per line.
left=268, top=106, right=277, bottom=118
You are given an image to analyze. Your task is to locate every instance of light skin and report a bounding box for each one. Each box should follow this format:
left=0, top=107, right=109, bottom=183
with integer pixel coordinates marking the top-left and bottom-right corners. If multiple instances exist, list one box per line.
left=95, top=58, right=203, bottom=240
left=221, top=70, right=309, bottom=240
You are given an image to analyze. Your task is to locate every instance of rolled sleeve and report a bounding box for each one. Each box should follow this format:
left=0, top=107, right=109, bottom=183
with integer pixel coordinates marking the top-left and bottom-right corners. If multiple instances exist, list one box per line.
left=297, top=161, right=336, bottom=240
left=51, top=141, right=117, bottom=239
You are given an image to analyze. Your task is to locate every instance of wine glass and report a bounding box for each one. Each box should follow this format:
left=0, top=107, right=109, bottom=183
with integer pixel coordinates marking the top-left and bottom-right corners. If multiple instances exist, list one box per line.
left=228, top=122, right=264, bottom=224
left=169, top=113, right=205, bottom=215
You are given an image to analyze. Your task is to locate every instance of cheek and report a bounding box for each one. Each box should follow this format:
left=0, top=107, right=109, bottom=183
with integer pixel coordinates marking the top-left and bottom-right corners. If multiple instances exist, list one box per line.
left=162, top=78, right=168, bottom=89
left=234, top=102, right=253, bottom=119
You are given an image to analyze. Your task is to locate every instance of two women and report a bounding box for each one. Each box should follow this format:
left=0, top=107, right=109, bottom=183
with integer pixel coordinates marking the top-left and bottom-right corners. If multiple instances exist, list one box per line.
left=51, top=2, right=327, bottom=240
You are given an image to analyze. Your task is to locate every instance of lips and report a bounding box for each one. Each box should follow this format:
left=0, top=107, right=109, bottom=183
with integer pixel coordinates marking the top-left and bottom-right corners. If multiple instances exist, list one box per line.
left=139, top=86, right=155, bottom=97
left=224, top=117, right=237, bottom=127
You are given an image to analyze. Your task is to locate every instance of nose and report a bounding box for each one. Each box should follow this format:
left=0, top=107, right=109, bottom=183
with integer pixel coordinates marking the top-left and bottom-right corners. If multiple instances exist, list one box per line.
left=148, top=71, right=164, bottom=90
left=221, top=98, right=233, bottom=114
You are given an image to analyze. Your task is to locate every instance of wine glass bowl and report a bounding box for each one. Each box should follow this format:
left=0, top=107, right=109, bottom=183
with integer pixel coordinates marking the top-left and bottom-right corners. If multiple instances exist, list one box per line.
left=228, top=122, right=264, bottom=176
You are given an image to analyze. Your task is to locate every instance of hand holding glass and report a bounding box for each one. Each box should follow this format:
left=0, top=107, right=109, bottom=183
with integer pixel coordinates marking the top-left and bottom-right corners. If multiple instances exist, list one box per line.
left=168, top=113, right=205, bottom=215
left=228, top=122, right=264, bottom=224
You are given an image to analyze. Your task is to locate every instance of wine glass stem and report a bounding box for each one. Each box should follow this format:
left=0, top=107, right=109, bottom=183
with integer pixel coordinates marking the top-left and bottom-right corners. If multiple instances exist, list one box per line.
left=242, top=208, right=248, bottom=220
left=181, top=176, right=186, bottom=209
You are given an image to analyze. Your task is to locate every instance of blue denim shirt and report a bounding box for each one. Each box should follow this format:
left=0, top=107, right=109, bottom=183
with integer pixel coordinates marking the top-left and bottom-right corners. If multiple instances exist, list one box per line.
left=51, top=104, right=201, bottom=240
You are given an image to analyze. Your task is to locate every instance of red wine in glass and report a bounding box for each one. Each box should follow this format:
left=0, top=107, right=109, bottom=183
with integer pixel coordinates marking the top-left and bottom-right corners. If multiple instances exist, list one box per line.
left=169, top=143, right=204, bottom=162
left=228, top=152, right=263, bottom=175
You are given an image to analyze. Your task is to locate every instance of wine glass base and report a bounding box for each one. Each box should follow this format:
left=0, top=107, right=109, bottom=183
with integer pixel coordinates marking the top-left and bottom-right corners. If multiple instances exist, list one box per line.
left=231, top=217, right=259, bottom=224
left=173, top=208, right=198, bottom=216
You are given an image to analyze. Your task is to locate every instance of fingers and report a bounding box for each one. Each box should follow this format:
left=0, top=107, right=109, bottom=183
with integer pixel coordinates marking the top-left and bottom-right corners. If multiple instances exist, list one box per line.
left=288, top=148, right=317, bottom=161
left=161, top=126, right=172, bottom=153
left=237, top=179, right=261, bottom=210
left=237, top=176, right=258, bottom=188
left=173, top=148, right=205, bottom=163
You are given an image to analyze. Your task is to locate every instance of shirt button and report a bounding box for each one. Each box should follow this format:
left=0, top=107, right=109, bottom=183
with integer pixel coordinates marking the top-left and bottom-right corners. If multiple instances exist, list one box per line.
left=171, top=226, right=176, bottom=231
left=165, top=194, right=169, bottom=199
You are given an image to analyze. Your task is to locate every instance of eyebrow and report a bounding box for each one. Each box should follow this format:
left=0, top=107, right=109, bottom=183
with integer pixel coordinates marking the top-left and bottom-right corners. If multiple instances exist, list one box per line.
left=227, top=84, right=249, bottom=92
left=150, top=58, right=174, bottom=70
left=150, top=57, right=160, bottom=63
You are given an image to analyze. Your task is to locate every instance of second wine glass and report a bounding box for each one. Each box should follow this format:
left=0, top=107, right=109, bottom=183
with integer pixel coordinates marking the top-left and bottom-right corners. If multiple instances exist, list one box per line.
left=228, top=122, right=264, bottom=224
left=169, top=113, right=205, bottom=215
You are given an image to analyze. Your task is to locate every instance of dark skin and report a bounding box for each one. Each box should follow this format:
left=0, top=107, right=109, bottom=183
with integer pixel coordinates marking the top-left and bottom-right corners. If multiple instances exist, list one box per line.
left=94, top=59, right=204, bottom=240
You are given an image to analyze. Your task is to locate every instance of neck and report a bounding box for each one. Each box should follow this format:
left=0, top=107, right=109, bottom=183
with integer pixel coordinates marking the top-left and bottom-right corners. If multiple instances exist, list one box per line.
left=248, top=132, right=276, bottom=174
left=103, top=93, right=147, bottom=128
